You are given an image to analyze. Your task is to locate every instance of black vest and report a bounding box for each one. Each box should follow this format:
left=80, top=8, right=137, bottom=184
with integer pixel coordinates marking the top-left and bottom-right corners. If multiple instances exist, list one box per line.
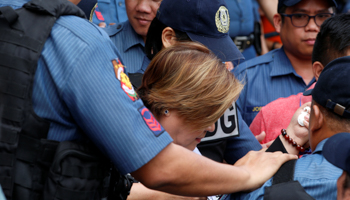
left=0, top=1, right=132, bottom=199
left=264, top=137, right=315, bottom=200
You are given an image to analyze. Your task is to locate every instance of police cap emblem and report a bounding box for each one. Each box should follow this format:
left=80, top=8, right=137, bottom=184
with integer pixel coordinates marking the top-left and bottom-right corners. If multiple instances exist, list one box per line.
left=215, top=6, right=230, bottom=33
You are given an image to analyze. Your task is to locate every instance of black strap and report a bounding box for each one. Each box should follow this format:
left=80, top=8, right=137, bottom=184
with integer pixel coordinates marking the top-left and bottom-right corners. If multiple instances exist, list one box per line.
left=266, top=135, right=288, bottom=153
left=272, top=159, right=296, bottom=185
left=0, top=6, right=19, bottom=25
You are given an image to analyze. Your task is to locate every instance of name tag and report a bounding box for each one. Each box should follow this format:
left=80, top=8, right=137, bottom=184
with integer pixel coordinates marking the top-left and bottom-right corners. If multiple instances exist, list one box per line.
left=246, top=106, right=262, bottom=113
left=201, top=102, right=239, bottom=142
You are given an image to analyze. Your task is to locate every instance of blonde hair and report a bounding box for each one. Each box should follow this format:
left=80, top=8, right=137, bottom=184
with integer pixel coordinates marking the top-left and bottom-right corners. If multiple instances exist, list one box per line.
left=138, top=42, right=243, bottom=131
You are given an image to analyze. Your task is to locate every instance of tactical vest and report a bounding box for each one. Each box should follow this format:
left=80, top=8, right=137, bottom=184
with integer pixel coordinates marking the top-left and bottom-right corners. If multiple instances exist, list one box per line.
left=0, top=0, right=132, bottom=199
left=264, top=137, right=315, bottom=200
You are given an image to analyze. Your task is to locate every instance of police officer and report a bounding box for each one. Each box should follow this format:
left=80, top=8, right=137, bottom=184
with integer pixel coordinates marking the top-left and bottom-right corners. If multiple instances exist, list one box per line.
left=226, top=0, right=264, bottom=61
left=103, top=0, right=160, bottom=73
left=233, top=0, right=337, bottom=126
left=0, top=0, right=297, bottom=199
left=90, top=0, right=128, bottom=27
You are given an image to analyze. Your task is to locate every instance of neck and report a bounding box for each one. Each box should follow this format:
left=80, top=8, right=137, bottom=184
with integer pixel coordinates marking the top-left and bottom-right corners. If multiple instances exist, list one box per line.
left=284, top=50, right=314, bottom=85
left=310, top=125, right=343, bottom=152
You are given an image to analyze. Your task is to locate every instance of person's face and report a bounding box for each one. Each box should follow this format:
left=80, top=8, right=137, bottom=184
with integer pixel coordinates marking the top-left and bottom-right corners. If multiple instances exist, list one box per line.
left=125, top=0, right=161, bottom=41
left=158, top=110, right=215, bottom=151
left=277, top=0, right=333, bottom=59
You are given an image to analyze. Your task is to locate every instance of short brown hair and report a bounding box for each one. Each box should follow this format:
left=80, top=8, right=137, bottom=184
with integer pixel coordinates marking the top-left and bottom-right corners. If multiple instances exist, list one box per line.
left=138, top=42, right=243, bottom=131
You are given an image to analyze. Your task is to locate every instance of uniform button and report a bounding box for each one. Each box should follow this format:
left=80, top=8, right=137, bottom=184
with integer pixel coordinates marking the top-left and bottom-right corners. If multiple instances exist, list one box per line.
left=117, top=25, right=122, bottom=29
left=118, top=1, right=123, bottom=6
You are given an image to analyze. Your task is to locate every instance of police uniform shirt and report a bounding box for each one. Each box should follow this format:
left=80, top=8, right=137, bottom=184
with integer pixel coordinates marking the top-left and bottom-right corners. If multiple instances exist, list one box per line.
left=226, top=0, right=258, bottom=60
left=222, top=109, right=262, bottom=164
left=227, top=139, right=342, bottom=200
left=105, top=21, right=146, bottom=73
left=233, top=48, right=316, bottom=126
left=91, top=0, right=128, bottom=26
left=2, top=0, right=173, bottom=175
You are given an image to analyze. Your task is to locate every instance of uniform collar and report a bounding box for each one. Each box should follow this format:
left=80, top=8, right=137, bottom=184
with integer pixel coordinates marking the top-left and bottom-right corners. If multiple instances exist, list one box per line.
left=312, top=138, right=328, bottom=154
left=269, top=47, right=297, bottom=77
left=122, top=21, right=145, bottom=53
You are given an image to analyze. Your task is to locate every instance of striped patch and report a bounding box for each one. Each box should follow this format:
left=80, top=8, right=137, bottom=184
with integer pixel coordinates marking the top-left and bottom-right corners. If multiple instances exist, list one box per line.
left=94, top=5, right=105, bottom=21
left=138, top=106, right=165, bottom=137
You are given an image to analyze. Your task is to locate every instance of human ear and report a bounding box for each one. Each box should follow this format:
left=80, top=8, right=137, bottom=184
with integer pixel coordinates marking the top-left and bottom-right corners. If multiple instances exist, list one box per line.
left=161, top=27, right=177, bottom=48
left=310, top=104, right=323, bottom=132
left=312, top=61, right=324, bottom=81
left=273, top=14, right=282, bottom=33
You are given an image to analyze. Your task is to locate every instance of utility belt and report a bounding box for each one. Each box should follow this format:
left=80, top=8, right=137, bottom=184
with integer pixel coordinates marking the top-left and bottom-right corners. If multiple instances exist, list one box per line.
left=232, top=22, right=262, bottom=55
left=232, top=34, right=255, bottom=53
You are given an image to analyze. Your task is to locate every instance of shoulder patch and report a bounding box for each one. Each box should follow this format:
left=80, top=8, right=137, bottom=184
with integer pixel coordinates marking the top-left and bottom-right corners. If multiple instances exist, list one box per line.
left=112, top=59, right=138, bottom=101
left=94, top=5, right=105, bottom=22
left=138, top=106, right=165, bottom=137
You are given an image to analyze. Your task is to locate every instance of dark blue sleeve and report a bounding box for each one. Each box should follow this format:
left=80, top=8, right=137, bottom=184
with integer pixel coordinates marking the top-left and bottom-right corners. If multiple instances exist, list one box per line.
left=224, top=109, right=262, bottom=164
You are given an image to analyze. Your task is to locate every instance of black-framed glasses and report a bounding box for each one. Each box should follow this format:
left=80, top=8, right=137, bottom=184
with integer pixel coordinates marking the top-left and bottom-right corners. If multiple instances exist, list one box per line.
left=280, top=13, right=334, bottom=27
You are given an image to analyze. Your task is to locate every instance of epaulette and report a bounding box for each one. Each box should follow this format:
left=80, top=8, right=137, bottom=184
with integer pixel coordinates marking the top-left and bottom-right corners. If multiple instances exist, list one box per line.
left=104, top=22, right=124, bottom=37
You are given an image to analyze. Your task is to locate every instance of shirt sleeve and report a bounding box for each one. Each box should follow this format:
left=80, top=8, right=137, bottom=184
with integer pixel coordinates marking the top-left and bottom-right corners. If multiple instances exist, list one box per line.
left=40, top=16, right=173, bottom=174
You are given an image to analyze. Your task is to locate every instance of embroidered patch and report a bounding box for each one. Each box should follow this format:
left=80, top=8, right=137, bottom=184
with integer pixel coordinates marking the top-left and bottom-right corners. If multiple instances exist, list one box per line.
left=215, top=6, right=230, bottom=33
left=112, top=59, right=138, bottom=101
left=138, top=106, right=165, bottom=137
left=247, top=106, right=262, bottom=113
left=94, top=5, right=105, bottom=21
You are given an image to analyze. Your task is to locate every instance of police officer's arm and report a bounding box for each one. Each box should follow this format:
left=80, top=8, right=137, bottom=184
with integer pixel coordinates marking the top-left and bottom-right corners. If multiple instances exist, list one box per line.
left=131, top=142, right=297, bottom=196
left=257, top=0, right=278, bottom=25
left=128, top=183, right=207, bottom=200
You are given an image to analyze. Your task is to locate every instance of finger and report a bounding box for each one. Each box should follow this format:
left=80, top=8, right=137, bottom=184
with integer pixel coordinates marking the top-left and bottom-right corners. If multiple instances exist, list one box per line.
left=98, top=22, right=106, bottom=28
left=280, top=153, right=298, bottom=161
left=255, top=131, right=266, bottom=142
left=259, top=147, right=268, bottom=152
left=265, top=140, right=273, bottom=148
left=304, top=114, right=310, bottom=129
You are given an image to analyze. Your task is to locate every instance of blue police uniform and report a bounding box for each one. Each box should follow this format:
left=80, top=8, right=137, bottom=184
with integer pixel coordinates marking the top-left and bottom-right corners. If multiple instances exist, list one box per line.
left=226, top=139, right=342, bottom=200
left=2, top=0, right=173, bottom=175
left=226, top=0, right=260, bottom=61
left=223, top=109, right=261, bottom=164
left=91, top=0, right=128, bottom=26
left=105, top=21, right=146, bottom=73
left=233, top=48, right=316, bottom=126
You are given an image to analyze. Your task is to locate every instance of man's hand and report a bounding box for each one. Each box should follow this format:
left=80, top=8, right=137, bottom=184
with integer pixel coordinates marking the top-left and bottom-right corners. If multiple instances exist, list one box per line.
left=286, top=102, right=311, bottom=147
left=233, top=149, right=298, bottom=191
left=255, top=131, right=273, bottom=148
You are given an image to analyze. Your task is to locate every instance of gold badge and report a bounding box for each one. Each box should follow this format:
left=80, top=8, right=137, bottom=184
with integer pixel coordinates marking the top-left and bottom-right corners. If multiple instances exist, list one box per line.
left=215, top=6, right=230, bottom=33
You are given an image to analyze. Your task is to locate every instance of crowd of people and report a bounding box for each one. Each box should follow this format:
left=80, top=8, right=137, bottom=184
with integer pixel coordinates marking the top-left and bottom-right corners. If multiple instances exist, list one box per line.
left=1, top=0, right=350, bottom=199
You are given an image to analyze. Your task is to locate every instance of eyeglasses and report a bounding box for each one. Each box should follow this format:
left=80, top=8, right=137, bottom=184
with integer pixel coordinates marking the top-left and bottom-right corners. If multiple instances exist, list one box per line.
left=280, top=13, right=334, bottom=27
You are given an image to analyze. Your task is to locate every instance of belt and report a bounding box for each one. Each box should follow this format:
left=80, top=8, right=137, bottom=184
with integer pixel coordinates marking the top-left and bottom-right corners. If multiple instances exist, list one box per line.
left=232, top=33, right=254, bottom=52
